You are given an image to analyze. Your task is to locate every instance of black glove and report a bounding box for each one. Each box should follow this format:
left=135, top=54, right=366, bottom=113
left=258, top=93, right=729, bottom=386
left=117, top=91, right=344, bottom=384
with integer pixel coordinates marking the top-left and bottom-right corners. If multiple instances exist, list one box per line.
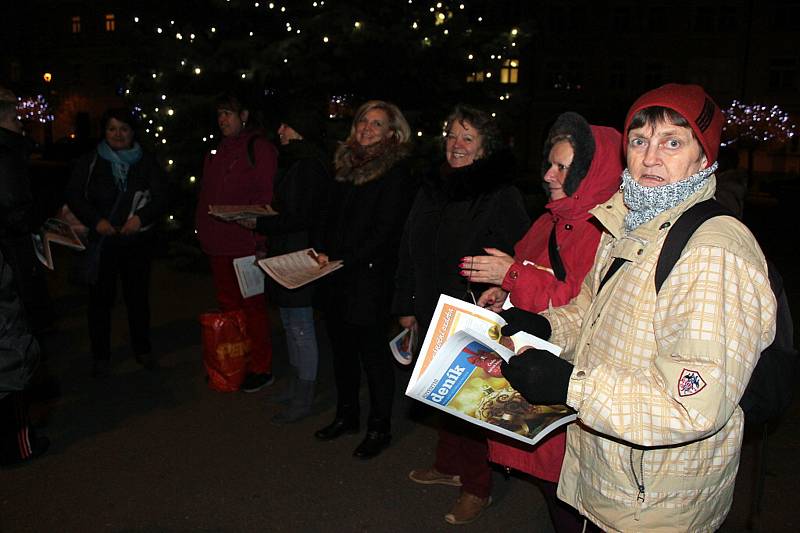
left=499, top=308, right=552, bottom=339
left=501, top=348, right=573, bottom=405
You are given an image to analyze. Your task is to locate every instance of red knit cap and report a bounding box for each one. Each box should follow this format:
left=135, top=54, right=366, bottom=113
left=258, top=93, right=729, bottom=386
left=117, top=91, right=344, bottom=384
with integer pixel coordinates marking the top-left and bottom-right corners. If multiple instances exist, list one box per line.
left=624, top=83, right=724, bottom=167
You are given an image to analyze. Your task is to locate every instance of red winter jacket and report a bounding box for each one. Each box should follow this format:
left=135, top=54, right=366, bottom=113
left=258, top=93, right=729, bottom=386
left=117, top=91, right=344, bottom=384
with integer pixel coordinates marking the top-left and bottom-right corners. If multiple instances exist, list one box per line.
left=488, top=125, right=623, bottom=482
left=195, top=130, right=277, bottom=257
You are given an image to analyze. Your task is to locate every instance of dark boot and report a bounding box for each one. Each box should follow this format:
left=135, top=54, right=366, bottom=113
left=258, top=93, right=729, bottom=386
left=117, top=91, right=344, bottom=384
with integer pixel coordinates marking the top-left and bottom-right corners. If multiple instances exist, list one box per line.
left=314, top=406, right=359, bottom=440
left=271, top=379, right=315, bottom=425
left=267, top=375, right=297, bottom=405
left=353, top=430, right=392, bottom=460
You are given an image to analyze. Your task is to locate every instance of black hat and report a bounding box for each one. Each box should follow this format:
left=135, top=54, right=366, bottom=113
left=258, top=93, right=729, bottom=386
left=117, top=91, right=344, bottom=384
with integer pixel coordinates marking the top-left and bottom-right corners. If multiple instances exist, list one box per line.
left=281, top=104, right=325, bottom=142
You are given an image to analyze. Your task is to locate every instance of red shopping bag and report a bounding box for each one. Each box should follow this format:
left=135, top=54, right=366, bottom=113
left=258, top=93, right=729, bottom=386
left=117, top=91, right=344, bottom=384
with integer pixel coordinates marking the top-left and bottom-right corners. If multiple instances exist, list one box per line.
left=199, top=310, right=251, bottom=392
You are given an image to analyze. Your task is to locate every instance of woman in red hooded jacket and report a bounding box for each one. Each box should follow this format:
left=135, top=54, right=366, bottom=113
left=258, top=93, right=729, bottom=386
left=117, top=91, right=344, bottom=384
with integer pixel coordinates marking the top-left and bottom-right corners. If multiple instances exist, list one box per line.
left=464, top=112, right=623, bottom=531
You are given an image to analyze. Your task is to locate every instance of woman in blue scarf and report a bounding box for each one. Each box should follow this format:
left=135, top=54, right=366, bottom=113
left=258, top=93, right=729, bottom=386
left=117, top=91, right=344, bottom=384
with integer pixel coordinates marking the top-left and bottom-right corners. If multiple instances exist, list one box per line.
left=66, top=108, right=167, bottom=377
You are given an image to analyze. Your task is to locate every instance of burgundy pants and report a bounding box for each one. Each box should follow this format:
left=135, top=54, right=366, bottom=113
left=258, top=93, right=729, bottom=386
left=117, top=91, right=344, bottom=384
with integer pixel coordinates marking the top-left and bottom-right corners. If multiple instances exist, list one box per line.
left=209, top=255, right=272, bottom=374
left=434, top=417, right=492, bottom=498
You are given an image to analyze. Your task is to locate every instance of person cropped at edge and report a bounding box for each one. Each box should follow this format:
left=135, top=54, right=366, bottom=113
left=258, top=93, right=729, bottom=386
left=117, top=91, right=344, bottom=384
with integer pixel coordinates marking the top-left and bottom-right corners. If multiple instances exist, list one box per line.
left=313, top=100, right=416, bottom=460
left=0, top=86, right=54, bottom=333
left=463, top=112, right=624, bottom=532
left=393, top=105, right=530, bottom=525
left=237, top=103, right=330, bottom=423
left=66, top=107, right=167, bottom=378
left=195, top=92, right=278, bottom=392
left=498, top=84, right=776, bottom=532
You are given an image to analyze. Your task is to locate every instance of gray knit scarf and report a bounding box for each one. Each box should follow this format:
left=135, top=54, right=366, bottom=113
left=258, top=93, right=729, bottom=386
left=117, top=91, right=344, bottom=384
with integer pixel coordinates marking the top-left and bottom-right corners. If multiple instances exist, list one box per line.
left=622, top=162, right=718, bottom=232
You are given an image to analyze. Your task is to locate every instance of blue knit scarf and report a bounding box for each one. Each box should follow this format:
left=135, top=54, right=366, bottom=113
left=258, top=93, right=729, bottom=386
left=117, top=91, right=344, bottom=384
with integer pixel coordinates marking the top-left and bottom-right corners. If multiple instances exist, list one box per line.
left=97, top=140, right=143, bottom=192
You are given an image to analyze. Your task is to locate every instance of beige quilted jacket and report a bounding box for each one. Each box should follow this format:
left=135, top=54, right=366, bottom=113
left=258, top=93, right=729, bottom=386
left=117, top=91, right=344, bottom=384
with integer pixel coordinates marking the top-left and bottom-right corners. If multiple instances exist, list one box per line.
left=545, top=176, right=776, bottom=532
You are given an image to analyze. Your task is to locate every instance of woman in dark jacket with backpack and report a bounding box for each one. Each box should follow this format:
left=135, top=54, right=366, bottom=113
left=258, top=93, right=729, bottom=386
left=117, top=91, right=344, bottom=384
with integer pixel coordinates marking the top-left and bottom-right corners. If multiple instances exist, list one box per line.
left=238, top=105, right=330, bottom=424
left=66, top=107, right=167, bottom=377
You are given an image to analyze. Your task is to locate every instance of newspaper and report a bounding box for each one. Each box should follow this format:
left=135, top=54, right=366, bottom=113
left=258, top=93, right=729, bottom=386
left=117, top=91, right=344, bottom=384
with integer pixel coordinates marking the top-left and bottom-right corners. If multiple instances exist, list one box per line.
left=257, top=248, right=343, bottom=290
left=232, top=255, right=265, bottom=298
left=390, top=326, right=419, bottom=366
left=208, top=204, right=278, bottom=221
left=406, top=294, right=575, bottom=446
left=32, top=218, right=86, bottom=270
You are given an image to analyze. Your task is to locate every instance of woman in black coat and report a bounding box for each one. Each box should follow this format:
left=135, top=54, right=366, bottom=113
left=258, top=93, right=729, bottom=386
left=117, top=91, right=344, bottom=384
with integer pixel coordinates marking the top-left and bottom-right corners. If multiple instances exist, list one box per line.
left=313, top=100, right=417, bottom=459
left=239, top=104, right=331, bottom=424
left=66, top=108, right=167, bottom=377
left=393, top=105, right=530, bottom=525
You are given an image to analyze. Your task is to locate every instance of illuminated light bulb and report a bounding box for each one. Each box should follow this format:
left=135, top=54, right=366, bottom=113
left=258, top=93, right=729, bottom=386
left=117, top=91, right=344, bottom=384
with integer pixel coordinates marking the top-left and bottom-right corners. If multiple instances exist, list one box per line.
left=477, top=16, right=483, bottom=21
left=167, top=109, right=174, bottom=116
left=323, top=36, right=329, bottom=42
left=468, top=54, right=473, bottom=59
left=125, top=89, right=130, bottom=95
left=491, top=112, right=496, bottom=117
left=511, top=28, right=518, bottom=36
left=176, top=33, right=183, bottom=40
left=161, top=139, right=167, bottom=144
left=417, top=131, right=423, bottom=137
left=194, top=67, right=202, bottom=75
left=161, top=94, right=166, bottom=101
left=412, top=21, right=418, bottom=29
left=241, top=73, right=247, bottom=79
left=211, top=27, right=216, bottom=32
left=152, top=73, right=157, bottom=78
left=190, top=33, right=195, bottom=39
left=283, top=58, right=289, bottom=63
left=134, top=16, right=139, bottom=22
left=168, top=159, right=174, bottom=165
left=189, top=176, right=196, bottom=183
left=211, top=149, right=217, bottom=155
left=154, top=107, right=159, bottom=112
left=486, top=71, right=492, bottom=78
left=459, top=3, right=464, bottom=9
left=443, top=29, right=449, bottom=35
left=354, top=21, right=362, bottom=28
left=169, top=215, right=174, bottom=221
left=157, top=126, right=164, bottom=132
left=157, top=27, right=163, bottom=33
left=269, top=2, right=274, bottom=7
left=281, top=6, right=286, bottom=11
left=203, top=136, right=208, bottom=142
left=250, top=31, right=254, bottom=36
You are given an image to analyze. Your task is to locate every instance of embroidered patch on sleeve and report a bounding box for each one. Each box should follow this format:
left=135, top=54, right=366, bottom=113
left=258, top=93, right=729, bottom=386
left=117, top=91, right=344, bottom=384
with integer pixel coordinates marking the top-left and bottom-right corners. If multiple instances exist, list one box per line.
left=678, top=368, right=707, bottom=397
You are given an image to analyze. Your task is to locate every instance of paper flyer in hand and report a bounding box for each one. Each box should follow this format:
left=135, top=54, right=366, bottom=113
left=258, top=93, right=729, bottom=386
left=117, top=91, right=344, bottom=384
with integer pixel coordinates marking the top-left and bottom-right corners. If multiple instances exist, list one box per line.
left=32, top=218, right=87, bottom=270
left=406, top=295, right=575, bottom=446
left=232, top=255, right=265, bottom=298
left=208, top=204, right=278, bottom=221
left=389, top=326, right=419, bottom=366
left=257, top=248, right=343, bottom=290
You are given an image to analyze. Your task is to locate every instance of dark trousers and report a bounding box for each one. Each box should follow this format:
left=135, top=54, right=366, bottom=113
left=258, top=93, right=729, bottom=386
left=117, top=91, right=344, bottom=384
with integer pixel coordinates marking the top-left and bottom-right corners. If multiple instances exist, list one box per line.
left=434, top=417, right=492, bottom=498
left=0, top=391, right=33, bottom=464
left=326, top=317, right=394, bottom=432
left=88, top=239, right=152, bottom=360
left=535, top=478, right=598, bottom=533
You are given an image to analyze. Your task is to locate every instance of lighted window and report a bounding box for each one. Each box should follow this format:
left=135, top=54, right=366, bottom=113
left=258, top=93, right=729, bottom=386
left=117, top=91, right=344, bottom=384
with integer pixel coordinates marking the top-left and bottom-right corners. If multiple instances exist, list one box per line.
left=500, top=59, right=519, bottom=84
left=105, top=14, right=116, bottom=32
left=71, top=16, right=81, bottom=33
left=466, top=71, right=486, bottom=83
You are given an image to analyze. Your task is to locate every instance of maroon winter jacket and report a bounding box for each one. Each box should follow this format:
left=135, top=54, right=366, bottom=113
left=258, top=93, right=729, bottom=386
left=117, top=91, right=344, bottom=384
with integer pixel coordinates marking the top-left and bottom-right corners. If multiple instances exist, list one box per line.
left=195, top=130, right=277, bottom=257
left=489, top=125, right=623, bottom=482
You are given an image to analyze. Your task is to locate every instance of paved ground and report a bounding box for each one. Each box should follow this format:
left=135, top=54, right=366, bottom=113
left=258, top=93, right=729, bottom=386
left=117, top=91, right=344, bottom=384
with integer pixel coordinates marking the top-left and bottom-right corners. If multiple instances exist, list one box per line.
left=2, top=196, right=798, bottom=532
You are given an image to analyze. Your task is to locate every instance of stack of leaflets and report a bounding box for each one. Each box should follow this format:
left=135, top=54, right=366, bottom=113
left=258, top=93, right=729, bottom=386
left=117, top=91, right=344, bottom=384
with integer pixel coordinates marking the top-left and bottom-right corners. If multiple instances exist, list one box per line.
left=258, top=248, right=343, bottom=290
left=406, top=295, right=576, bottom=446
left=208, top=204, right=278, bottom=221
left=32, top=218, right=86, bottom=270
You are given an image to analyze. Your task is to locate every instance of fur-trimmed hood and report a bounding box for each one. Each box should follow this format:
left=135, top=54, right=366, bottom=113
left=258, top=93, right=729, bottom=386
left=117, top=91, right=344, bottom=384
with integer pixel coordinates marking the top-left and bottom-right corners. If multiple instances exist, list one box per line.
left=334, top=140, right=411, bottom=186
left=427, top=148, right=517, bottom=201
left=541, top=112, right=595, bottom=197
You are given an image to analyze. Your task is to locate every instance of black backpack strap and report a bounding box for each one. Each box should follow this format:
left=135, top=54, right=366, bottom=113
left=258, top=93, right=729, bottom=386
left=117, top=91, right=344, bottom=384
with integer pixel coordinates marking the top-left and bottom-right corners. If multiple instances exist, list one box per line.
left=548, top=225, right=567, bottom=282
left=597, top=256, right=628, bottom=294
left=655, top=199, right=733, bottom=293
left=247, top=135, right=261, bottom=168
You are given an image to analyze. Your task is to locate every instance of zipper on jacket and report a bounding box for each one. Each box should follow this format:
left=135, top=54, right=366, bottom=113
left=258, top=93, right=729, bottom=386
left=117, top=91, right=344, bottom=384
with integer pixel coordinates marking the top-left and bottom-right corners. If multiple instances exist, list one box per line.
left=630, top=447, right=645, bottom=520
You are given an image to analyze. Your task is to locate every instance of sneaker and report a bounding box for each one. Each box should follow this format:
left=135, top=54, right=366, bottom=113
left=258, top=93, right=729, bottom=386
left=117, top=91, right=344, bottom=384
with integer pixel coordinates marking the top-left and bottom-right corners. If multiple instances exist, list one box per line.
left=444, top=493, right=492, bottom=525
left=240, top=373, right=274, bottom=393
left=408, top=467, right=462, bottom=487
